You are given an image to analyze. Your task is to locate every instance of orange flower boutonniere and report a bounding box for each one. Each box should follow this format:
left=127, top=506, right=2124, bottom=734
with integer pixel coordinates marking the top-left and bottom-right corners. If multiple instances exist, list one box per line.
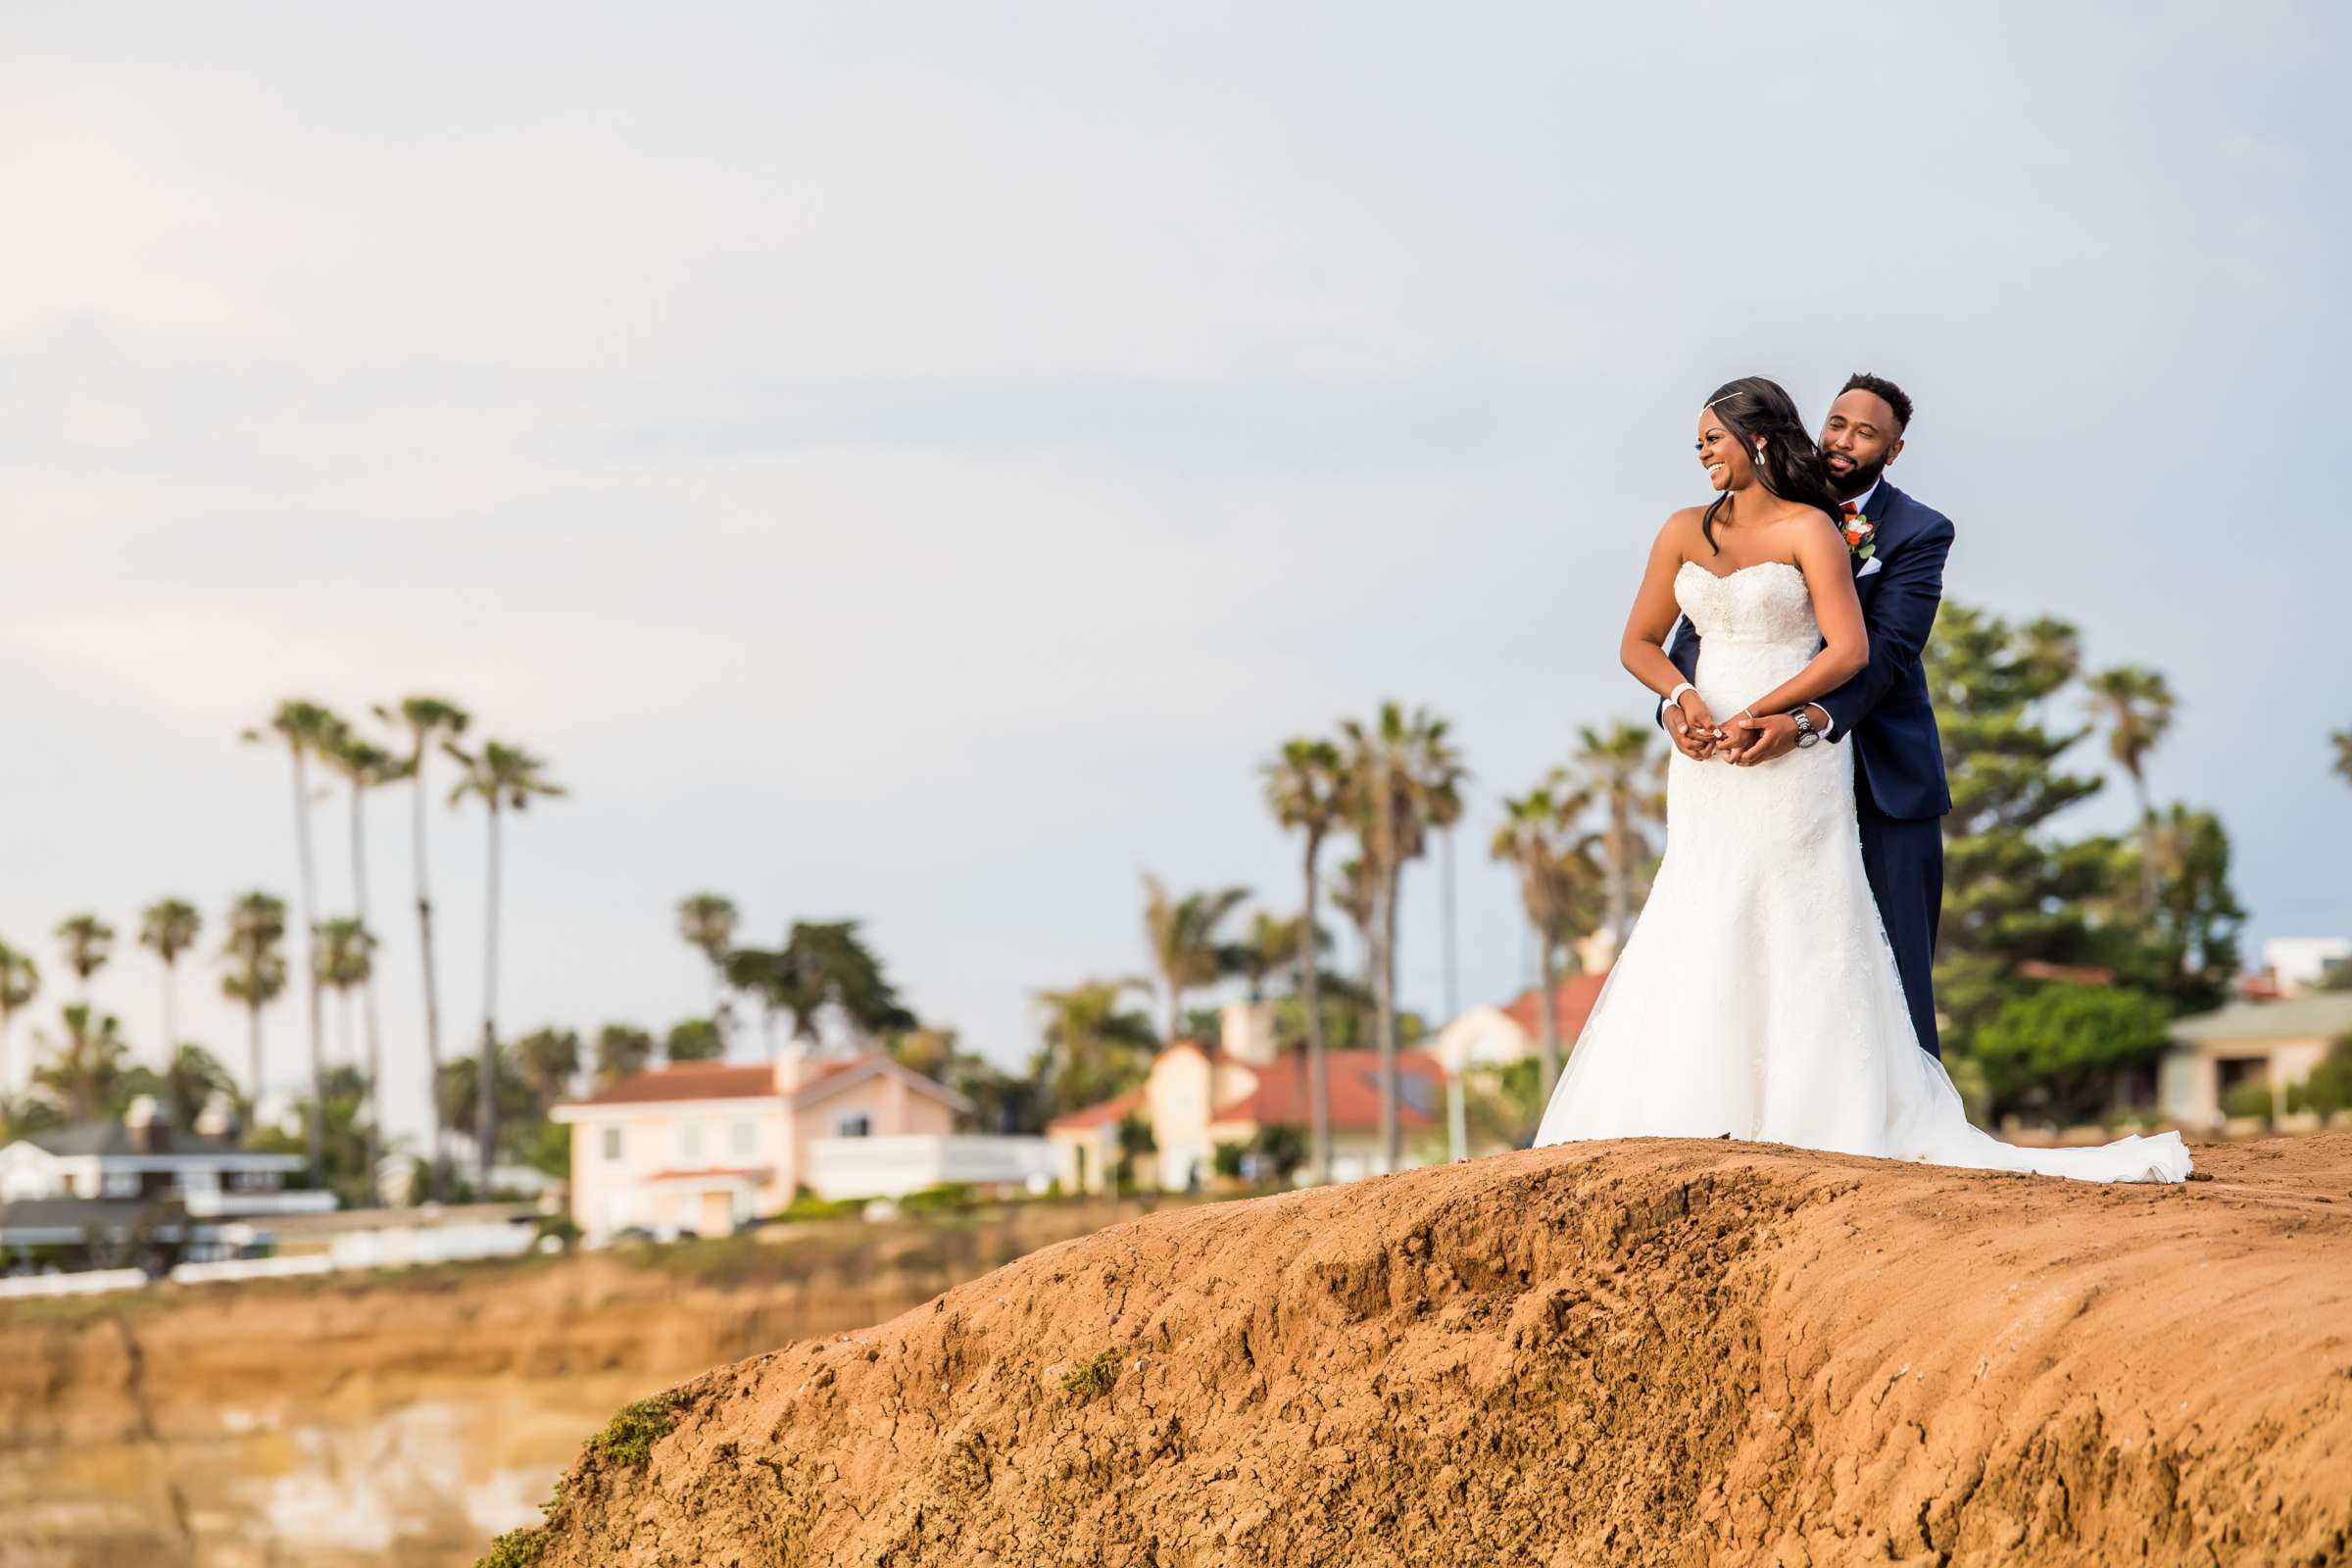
left=1842, top=514, right=1877, bottom=563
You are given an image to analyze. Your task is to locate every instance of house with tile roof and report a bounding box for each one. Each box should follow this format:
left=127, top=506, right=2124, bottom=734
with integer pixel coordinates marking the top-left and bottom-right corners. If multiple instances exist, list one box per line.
left=2159, top=991, right=2352, bottom=1128
left=551, top=1044, right=1053, bottom=1243
left=1046, top=1003, right=1447, bottom=1192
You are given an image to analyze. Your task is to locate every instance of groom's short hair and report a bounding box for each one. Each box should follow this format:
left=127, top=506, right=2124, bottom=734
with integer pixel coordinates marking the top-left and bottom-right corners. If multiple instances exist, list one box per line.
left=1839, top=372, right=1913, bottom=431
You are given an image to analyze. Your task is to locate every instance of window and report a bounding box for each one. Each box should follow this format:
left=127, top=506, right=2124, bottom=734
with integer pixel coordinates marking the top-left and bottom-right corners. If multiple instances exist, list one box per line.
left=728, top=1119, right=757, bottom=1159
left=835, top=1113, right=872, bottom=1138
left=102, top=1170, right=140, bottom=1199
left=602, top=1126, right=624, bottom=1162
left=674, top=1120, right=704, bottom=1164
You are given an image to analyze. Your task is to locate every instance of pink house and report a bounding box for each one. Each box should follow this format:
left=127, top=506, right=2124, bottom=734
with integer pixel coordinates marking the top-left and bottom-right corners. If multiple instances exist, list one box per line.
left=551, top=1047, right=972, bottom=1242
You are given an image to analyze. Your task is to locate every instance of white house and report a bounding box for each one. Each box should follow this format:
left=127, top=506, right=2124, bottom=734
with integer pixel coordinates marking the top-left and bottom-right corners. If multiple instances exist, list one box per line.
left=0, top=1098, right=333, bottom=1270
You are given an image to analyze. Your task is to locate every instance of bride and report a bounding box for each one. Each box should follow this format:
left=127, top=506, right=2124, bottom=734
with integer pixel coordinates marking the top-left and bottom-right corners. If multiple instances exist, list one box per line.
left=1533, top=376, right=2190, bottom=1183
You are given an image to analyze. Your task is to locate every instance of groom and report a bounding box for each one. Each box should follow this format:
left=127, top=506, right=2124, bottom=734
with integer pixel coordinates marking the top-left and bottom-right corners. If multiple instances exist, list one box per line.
left=1661, top=372, right=1955, bottom=1057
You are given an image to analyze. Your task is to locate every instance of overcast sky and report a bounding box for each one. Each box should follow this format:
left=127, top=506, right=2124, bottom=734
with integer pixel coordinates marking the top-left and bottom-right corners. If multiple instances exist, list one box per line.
left=4, top=3, right=2346, bottom=1142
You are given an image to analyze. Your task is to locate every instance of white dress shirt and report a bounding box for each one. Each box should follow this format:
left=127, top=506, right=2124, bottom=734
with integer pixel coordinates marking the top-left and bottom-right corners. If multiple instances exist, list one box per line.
left=1812, top=478, right=1882, bottom=737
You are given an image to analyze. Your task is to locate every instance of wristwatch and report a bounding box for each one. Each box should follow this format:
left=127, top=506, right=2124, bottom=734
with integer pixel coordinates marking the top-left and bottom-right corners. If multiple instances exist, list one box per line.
left=1790, top=708, right=1820, bottom=748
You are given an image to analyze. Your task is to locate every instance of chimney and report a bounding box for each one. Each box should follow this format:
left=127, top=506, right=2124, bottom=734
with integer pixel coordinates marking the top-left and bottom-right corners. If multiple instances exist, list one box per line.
left=194, top=1092, right=235, bottom=1140
left=774, top=1040, right=809, bottom=1095
left=123, top=1094, right=164, bottom=1153
left=1219, top=1001, right=1280, bottom=1066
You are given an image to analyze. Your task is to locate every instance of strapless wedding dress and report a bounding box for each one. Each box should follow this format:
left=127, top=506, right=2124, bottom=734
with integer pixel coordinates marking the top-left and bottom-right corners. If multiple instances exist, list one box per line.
left=1534, top=561, right=2191, bottom=1184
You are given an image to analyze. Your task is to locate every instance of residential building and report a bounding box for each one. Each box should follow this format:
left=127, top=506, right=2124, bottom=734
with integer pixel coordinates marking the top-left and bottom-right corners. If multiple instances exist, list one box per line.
left=2160, top=992, right=2352, bottom=1127
left=551, top=1045, right=1052, bottom=1243
left=1047, top=1003, right=1447, bottom=1191
left=2260, top=937, right=2352, bottom=999
left=0, top=1097, right=332, bottom=1272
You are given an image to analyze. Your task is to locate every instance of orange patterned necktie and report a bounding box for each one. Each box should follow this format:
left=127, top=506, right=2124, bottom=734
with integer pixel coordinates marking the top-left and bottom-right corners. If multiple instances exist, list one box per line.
left=1839, top=501, right=1860, bottom=519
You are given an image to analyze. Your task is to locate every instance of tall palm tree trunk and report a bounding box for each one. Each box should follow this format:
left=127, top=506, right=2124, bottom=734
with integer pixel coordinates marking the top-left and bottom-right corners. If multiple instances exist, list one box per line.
left=1300, top=830, right=1331, bottom=1185
left=1381, top=860, right=1404, bottom=1173
left=2131, top=768, right=2160, bottom=912
left=1536, top=939, right=1561, bottom=1102
left=160, top=956, right=177, bottom=1058
left=1372, top=771, right=1399, bottom=1174
left=410, top=759, right=449, bottom=1199
left=349, top=783, right=383, bottom=1193
left=246, top=1003, right=264, bottom=1112
left=477, top=802, right=503, bottom=1187
left=291, top=750, right=327, bottom=1186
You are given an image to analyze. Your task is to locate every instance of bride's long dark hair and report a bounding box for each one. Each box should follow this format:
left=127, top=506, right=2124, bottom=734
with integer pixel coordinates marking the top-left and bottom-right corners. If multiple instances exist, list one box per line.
left=1699, top=376, right=1844, bottom=555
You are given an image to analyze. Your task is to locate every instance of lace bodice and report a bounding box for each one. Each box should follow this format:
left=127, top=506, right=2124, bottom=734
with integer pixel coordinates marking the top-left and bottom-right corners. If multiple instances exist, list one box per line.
left=1674, top=560, right=1819, bottom=651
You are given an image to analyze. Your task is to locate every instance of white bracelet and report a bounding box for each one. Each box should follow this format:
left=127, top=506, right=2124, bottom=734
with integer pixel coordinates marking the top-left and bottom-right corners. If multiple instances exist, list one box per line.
left=1666, top=681, right=1695, bottom=708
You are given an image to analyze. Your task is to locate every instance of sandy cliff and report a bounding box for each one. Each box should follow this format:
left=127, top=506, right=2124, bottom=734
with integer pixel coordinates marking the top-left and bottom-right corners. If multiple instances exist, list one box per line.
left=510, top=1136, right=2352, bottom=1567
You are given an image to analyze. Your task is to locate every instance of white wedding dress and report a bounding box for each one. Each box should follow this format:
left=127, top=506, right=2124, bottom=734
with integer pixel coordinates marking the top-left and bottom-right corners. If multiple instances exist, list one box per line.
left=1534, top=561, right=2191, bottom=1183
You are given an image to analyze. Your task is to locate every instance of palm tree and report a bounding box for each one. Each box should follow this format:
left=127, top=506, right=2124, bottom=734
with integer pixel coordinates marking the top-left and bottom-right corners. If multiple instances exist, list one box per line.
left=375, top=696, right=470, bottom=1194
left=1492, top=779, right=1603, bottom=1100
left=220, top=892, right=290, bottom=1101
left=677, top=894, right=740, bottom=1041
left=2084, top=665, right=2178, bottom=910
left=446, top=739, right=567, bottom=1184
left=313, top=916, right=378, bottom=1184
left=1341, top=703, right=1464, bottom=1172
left=54, top=913, right=116, bottom=998
left=593, top=1023, right=655, bottom=1088
left=1234, top=910, right=1322, bottom=1001
left=664, top=1016, right=724, bottom=1062
left=1034, top=979, right=1159, bottom=1120
left=137, top=899, right=202, bottom=1059
left=245, top=699, right=343, bottom=1183
left=1141, top=877, right=1250, bottom=1040
left=1575, top=722, right=1666, bottom=944
left=1264, top=735, right=1348, bottom=1183
left=514, top=1026, right=582, bottom=1116
left=159, top=1044, right=237, bottom=1132
left=33, top=1004, right=134, bottom=1122
left=319, top=725, right=402, bottom=1177
left=0, top=943, right=37, bottom=1096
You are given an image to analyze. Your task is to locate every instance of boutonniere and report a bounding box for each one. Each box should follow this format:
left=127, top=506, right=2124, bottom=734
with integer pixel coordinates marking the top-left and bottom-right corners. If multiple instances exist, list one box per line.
left=1841, top=514, right=1877, bottom=563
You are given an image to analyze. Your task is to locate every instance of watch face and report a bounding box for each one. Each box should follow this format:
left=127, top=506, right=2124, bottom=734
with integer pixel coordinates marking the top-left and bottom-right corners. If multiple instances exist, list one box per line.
left=1796, top=729, right=1820, bottom=748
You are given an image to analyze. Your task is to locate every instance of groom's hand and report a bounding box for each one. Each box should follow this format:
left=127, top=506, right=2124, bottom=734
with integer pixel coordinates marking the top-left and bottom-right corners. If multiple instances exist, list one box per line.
left=1725, top=712, right=1798, bottom=766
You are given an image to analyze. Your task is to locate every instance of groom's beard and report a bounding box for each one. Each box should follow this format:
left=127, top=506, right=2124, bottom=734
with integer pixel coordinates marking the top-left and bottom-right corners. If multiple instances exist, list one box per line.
left=1823, top=451, right=1887, bottom=501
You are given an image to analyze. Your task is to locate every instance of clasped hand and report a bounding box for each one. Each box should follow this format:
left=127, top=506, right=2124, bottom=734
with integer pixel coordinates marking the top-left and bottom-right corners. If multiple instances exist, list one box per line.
left=1664, top=702, right=1801, bottom=767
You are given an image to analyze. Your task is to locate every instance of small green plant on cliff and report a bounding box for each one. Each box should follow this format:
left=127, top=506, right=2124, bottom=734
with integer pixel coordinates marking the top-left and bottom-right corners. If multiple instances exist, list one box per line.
left=475, top=1526, right=547, bottom=1568
left=1061, top=1348, right=1121, bottom=1401
left=593, top=1389, right=692, bottom=1467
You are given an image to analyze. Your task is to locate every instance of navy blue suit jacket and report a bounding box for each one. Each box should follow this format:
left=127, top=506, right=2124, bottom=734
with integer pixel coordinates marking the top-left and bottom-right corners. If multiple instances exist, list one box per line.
left=1662, top=480, right=1954, bottom=821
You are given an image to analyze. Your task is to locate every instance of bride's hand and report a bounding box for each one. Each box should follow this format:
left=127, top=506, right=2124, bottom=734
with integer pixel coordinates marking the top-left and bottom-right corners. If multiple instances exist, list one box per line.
left=1668, top=695, right=1721, bottom=760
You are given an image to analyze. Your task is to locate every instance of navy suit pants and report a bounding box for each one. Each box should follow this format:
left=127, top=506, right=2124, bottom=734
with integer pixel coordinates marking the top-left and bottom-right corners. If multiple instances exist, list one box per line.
left=1857, top=790, right=1944, bottom=1059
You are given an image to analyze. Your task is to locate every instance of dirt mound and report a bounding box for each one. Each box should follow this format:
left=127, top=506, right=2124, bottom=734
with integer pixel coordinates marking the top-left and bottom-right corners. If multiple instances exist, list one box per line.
left=504, top=1137, right=2352, bottom=1567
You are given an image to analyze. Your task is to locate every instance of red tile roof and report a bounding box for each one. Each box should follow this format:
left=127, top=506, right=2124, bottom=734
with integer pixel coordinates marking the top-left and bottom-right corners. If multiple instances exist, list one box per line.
left=565, top=1054, right=861, bottom=1109
left=1212, top=1051, right=1446, bottom=1130
left=1500, top=974, right=1610, bottom=1044
left=1047, top=1088, right=1145, bottom=1133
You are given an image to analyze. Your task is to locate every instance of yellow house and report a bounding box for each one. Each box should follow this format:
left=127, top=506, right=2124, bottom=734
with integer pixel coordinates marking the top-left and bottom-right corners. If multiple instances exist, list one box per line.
left=551, top=1047, right=971, bottom=1242
left=1048, top=1004, right=1447, bottom=1192
left=2160, top=993, right=2352, bottom=1127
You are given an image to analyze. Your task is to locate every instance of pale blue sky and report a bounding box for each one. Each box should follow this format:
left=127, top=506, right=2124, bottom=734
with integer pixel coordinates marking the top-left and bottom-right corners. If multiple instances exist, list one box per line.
left=3, top=3, right=2346, bottom=1141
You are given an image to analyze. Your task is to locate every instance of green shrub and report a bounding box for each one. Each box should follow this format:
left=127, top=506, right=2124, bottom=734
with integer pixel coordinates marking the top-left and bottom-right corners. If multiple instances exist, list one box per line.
left=1211, top=1141, right=1248, bottom=1180
left=772, top=1189, right=863, bottom=1223
left=1061, top=1349, right=1120, bottom=1401
left=475, top=1527, right=547, bottom=1568
left=2220, top=1077, right=2276, bottom=1121
left=592, top=1390, right=691, bottom=1467
left=2298, top=1034, right=2352, bottom=1117
left=899, top=1182, right=976, bottom=1213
